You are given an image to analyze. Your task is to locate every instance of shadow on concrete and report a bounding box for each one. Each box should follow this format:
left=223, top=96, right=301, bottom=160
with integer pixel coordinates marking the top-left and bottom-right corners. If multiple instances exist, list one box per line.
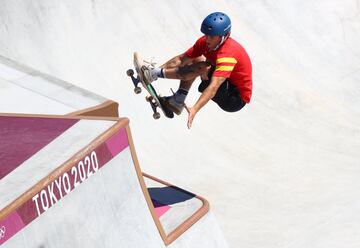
left=148, top=186, right=195, bottom=207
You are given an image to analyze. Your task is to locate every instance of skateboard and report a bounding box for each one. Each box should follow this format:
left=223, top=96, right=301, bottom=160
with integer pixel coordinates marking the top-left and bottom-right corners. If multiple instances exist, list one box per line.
left=127, top=52, right=174, bottom=119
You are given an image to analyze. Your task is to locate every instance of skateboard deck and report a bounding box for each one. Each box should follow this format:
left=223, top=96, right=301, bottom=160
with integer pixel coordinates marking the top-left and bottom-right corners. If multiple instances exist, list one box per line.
left=127, top=52, right=174, bottom=119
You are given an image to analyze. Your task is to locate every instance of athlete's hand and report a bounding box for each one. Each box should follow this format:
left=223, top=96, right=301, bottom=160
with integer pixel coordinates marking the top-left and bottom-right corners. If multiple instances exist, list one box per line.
left=185, top=105, right=197, bottom=129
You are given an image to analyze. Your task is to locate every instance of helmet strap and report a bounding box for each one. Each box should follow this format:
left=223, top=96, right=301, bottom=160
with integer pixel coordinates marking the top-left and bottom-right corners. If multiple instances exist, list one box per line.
left=212, top=34, right=230, bottom=51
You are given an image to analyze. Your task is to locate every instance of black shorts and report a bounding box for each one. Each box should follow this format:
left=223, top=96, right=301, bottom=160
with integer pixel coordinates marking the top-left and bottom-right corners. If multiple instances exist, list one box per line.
left=198, top=66, right=246, bottom=112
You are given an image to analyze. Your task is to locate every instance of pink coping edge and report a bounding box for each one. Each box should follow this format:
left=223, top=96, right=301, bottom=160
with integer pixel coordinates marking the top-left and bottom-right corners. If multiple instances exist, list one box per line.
left=0, top=212, right=24, bottom=245
left=105, top=128, right=128, bottom=157
left=154, top=205, right=171, bottom=218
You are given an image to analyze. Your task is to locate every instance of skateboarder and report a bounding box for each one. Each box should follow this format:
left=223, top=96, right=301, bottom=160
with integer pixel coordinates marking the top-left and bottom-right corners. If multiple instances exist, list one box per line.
left=141, top=12, right=252, bottom=128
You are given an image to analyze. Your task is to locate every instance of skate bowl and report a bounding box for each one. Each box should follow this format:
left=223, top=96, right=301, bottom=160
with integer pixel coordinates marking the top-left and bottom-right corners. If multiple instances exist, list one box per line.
left=1, top=0, right=360, bottom=247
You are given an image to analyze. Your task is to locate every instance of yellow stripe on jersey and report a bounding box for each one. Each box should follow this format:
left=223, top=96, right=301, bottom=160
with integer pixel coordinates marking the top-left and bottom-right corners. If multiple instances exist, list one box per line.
left=216, top=57, right=237, bottom=64
left=215, top=65, right=235, bottom=71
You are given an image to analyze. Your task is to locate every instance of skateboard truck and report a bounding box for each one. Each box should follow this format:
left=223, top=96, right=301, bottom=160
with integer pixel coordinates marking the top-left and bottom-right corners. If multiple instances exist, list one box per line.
left=126, top=69, right=142, bottom=94
left=145, top=96, right=161, bottom=119
left=126, top=68, right=161, bottom=119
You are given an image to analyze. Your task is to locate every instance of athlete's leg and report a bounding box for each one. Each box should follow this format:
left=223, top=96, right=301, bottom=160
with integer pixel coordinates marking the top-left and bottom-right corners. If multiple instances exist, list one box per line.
left=175, top=56, right=210, bottom=92
left=160, top=54, right=210, bottom=84
left=142, top=55, right=211, bottom=115
left=160, top=53, right=195, bottom=70
left=144, top=55, right=209, bottom=84
left=162, top=57, right=211, bottom=115
left=162, top=61, right=210, bottom=81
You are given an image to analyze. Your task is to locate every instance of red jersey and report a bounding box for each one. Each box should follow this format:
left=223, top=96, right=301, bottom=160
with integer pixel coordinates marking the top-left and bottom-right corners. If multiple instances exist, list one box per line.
left=185, top=36, right=252, bottom=103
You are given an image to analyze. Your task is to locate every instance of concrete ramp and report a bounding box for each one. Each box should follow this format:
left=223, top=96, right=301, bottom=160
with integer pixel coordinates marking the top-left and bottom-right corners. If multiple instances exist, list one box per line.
left=0, top=114, right=227, bottom=247
left=0, top=55, right=118, bottom=117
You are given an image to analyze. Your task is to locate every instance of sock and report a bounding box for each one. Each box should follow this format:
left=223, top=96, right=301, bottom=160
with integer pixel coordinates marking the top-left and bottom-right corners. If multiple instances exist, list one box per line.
left=175, top=88, right=188, bottom=103
left=151, top=67, right=165, bottom=79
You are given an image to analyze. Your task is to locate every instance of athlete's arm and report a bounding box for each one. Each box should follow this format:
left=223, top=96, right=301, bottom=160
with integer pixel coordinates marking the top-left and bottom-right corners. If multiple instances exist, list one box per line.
left=186, top=76, right=226, bottom=129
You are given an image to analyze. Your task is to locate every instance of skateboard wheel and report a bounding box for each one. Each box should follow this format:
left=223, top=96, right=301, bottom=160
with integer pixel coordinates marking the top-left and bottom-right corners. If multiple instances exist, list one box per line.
left=145, top=96, right=152, bottom=102
left=134, top=87, right=141, bottom=94
left=126, top=69, right=134, bottom=77
left=153, top=112, right=161, bottom=120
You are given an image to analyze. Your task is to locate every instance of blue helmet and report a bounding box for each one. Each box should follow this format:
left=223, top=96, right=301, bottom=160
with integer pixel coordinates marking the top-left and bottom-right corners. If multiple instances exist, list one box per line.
left=201, top=12, right=231, bottom=36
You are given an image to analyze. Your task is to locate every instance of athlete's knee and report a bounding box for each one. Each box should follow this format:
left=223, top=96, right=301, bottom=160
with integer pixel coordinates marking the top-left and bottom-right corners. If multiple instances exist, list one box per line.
left=177, top=66, right=195, bottom=80
left=193, top=62, right=211, bottom=78
left=192, top=55, right=207, bottom=63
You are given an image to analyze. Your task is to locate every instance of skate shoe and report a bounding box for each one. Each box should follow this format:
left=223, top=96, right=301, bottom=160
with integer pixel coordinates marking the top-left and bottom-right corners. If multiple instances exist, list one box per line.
left=161, top=94, right=185, bottom=115
left=140, top=60, right=158, bottom=85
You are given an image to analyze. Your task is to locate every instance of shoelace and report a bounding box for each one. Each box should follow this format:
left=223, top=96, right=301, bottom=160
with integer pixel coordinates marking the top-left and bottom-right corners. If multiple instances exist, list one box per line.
left=141, top=57, right=159, bottom=82
left=143, top=57, right=157, bottom=69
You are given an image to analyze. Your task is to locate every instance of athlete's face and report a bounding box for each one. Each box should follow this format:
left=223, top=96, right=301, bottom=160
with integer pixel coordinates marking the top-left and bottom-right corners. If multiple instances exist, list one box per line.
left=205, top=35, right=222, bottom=50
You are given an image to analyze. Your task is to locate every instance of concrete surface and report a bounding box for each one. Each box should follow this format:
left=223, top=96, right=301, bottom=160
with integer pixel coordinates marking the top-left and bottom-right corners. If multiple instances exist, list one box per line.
left=0, top=1, right=360, bottom=247
left=0, top=55, right=110, bottom=115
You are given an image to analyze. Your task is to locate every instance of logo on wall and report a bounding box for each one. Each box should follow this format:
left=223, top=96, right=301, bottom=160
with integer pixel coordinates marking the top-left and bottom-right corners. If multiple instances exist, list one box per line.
left=0, top=226, right=5, bottom=239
